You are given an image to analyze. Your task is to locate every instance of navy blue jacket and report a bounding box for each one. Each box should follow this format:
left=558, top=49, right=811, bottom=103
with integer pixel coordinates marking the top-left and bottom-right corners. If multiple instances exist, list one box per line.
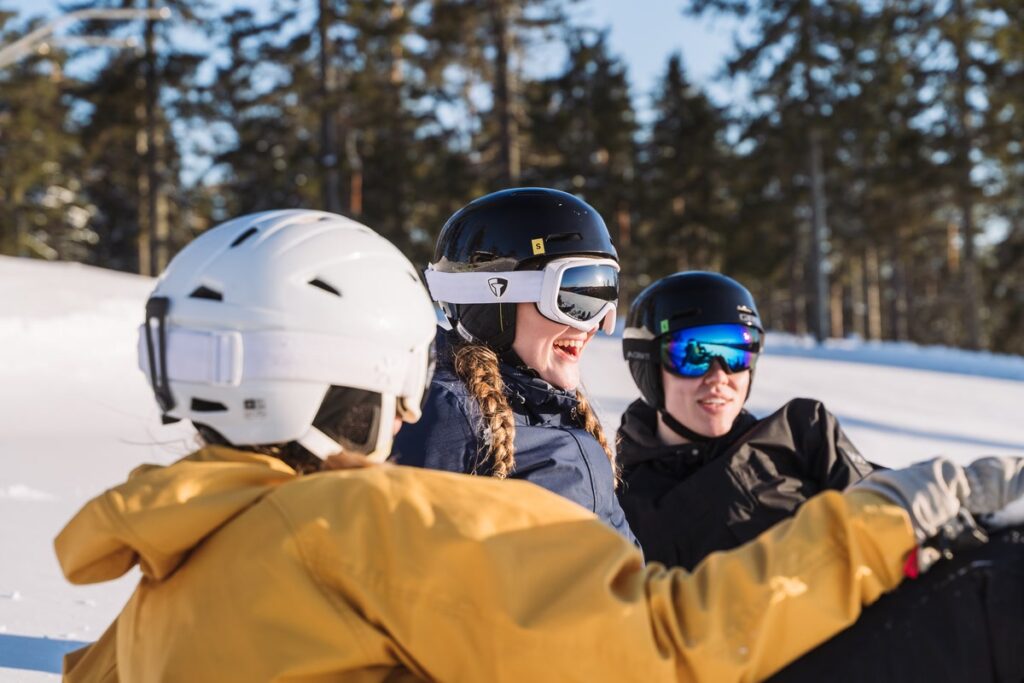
left=392, top=330, right=637, bottom=545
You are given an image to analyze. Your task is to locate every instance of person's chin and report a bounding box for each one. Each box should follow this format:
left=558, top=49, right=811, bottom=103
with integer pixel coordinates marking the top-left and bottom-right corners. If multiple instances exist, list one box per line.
left=686, top=415, right=725, bottom=438
left=541, top=365, right=579, bottom=391
left=706, top=419, right=734, bottom=437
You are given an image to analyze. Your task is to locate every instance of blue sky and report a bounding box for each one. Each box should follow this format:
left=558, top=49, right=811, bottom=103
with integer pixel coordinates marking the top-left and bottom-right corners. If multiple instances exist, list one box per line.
left=576, top=0, right=739, bottom=109
left=2, top=0, right=740, bottom=111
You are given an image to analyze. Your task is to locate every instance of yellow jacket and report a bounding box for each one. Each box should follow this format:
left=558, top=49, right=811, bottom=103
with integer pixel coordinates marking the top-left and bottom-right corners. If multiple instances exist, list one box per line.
left=55, top=446, right=914, bottom=682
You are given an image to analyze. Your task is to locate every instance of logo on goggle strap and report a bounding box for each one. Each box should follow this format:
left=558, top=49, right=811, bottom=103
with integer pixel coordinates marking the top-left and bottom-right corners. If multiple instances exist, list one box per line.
left=488, top=277, right=509, bottom=298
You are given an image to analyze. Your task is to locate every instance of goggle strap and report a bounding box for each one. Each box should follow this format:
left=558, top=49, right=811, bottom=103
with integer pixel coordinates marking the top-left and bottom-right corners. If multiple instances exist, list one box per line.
left=601, top=309, right=616, bottom=335
left=622, top=337, right=657, bottom=362
left=424, top=269, right=544, bottom=304
left=137, top=327, right=415, bottom=397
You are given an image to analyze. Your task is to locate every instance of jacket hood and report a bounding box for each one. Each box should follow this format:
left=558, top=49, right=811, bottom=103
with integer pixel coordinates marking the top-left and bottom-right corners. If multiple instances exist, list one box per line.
left=55, top=446, right=297, bottom=585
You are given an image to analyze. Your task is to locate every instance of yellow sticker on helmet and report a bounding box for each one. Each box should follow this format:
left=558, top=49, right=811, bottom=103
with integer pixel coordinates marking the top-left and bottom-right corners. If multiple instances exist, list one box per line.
left=531, top=238, right=545, bottom=255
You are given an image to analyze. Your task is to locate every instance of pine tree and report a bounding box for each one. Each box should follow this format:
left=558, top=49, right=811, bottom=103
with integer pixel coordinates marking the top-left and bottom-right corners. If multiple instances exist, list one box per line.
left=915, top=0, right=1001, bottom=349
left=982, top=0, right=1024, bottom=354
left=522, top=28, right=639, bottom=291
left=59, top=0, right=206, bottom=273
left=424, top=0, right=576, bottom=189
left=686, top=0, right=862, bottom=339
left=203, top=6, right=322, bottom=220
left=0, top=13, right=94, bottom=263
left=638, top=54, right=732, bottom=283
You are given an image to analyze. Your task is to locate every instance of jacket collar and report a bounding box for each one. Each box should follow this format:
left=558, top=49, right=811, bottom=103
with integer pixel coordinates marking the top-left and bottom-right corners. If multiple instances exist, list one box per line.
left=617, top=399, right=757, bottom=470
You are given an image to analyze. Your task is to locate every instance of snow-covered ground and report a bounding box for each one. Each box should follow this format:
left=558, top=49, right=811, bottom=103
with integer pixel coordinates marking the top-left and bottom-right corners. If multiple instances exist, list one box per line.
left=2, top=254, right=1023, bottom=680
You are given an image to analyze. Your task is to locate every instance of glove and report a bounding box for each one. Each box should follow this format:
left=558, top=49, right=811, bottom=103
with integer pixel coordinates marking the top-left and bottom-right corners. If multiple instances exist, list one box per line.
left=855, top=456, right=1024, bottom=572
left=986, top=495, right=1024, bottom=531
left=960, top=456, right=1024, bottom=517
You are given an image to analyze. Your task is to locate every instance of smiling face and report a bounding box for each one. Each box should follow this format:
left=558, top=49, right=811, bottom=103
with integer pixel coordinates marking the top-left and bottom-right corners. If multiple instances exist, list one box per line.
left=511, top=303, right=596, bottom=390
left=659, top=361, right=750, bottom=440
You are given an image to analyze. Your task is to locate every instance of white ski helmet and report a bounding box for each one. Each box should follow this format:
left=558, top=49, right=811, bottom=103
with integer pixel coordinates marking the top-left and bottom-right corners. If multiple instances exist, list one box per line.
left=137, top=209, right=437, bottom=461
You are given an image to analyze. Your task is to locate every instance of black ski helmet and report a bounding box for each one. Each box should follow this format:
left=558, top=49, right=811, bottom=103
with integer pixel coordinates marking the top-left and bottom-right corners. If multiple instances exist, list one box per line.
left=622, top=272, right=764, bottom=408
left=431, top=187, right=618, bottom=351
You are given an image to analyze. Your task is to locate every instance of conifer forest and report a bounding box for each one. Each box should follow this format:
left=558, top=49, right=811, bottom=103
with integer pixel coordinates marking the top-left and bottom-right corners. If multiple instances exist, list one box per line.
left=1, top=0, right=1023, bottom=353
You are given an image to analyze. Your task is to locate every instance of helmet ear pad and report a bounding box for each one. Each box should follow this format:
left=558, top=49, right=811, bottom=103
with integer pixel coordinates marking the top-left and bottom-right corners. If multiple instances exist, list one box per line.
left=451, top=302, right=518, bottom=353
left=629, top=357, right=664, bottom=409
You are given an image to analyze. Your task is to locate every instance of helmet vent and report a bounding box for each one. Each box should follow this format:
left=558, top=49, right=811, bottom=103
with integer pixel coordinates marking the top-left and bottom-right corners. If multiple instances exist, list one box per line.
left=230, top=227, right=259, bottom=248
left=190, top=286, right=223, bottom=301
left=308, top=278, right=341, bottom=296
left=191, top=398, right=228, bottom=413
left=545, top=232, right=582, bottom=243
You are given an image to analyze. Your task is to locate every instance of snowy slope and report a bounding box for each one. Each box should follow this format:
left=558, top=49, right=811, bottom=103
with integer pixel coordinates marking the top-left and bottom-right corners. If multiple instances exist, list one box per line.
left=2, top=254, right=1023, bottom=680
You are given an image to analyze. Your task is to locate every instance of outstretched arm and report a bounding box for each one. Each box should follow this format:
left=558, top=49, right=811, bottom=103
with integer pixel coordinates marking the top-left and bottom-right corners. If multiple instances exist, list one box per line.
left=310, top=467, right=914, bottom=682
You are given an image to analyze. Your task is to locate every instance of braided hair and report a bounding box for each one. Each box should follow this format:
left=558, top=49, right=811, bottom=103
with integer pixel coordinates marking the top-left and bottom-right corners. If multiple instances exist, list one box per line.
left=452, top=342, right=617, bottom=485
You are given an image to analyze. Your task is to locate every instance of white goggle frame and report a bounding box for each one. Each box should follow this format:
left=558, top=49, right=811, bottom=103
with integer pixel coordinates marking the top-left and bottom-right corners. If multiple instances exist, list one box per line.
left=424, top=256, right=619, bottom=333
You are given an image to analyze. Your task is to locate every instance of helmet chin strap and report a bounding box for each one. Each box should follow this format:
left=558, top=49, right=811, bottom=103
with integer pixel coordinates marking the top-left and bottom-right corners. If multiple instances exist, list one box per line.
left=658, top=406, right=754, bottom=449
left=658, top=410, right=713, bottom=443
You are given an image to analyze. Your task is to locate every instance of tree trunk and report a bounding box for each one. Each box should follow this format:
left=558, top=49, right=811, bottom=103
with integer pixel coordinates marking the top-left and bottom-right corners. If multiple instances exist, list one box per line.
left=345, top=129, right=363, bottom=216
left=950, top=0, right=982, bottom=349
left=617, top=203, right=631, bottom=247
left=865, top=244, right=883, bottom=340
left=849, top=253, right=866, bottom=339
left=137, top=3, right=161, bottom=276
left=11, top=185, right=26, bottom=257
left=136, top=98, right=150, bottom=276
left=888, top=244, right=910, bottom=341
left=490, top=0, right=519, bottom=186
left=319, top=0, right=341, bottom=214
left=808, top=128, right=831, bottom=343
left=830, top=273, right=844, bottom=339
left=389, top=0, right=407, bottom=242
left=791, top=223, right=808, bottom=336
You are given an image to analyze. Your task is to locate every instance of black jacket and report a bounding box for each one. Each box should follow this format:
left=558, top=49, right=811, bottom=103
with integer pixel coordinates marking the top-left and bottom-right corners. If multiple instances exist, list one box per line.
left=616, top=397, right=874, bottom=569
left=392, top=329, right=637, bottom=544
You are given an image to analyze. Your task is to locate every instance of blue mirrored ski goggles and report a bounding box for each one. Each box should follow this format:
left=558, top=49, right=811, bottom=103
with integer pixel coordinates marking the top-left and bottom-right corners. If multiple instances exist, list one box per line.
left=660, top=324, right=763, bottom=378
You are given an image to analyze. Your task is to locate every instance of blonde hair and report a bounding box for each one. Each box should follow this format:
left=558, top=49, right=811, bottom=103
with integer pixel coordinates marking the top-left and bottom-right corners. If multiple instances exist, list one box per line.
left=452, top=343, right=617, bottom=485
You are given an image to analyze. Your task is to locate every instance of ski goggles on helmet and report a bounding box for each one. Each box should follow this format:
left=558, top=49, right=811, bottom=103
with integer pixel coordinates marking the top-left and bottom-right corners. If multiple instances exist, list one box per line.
left=424, top=257, right=619, bottom=333
left=661, top=324, right=763, bottom=378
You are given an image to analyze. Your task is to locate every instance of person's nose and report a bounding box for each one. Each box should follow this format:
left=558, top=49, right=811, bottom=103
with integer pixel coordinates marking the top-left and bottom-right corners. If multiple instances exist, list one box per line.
left=703, top=359, right=729, bottom=384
